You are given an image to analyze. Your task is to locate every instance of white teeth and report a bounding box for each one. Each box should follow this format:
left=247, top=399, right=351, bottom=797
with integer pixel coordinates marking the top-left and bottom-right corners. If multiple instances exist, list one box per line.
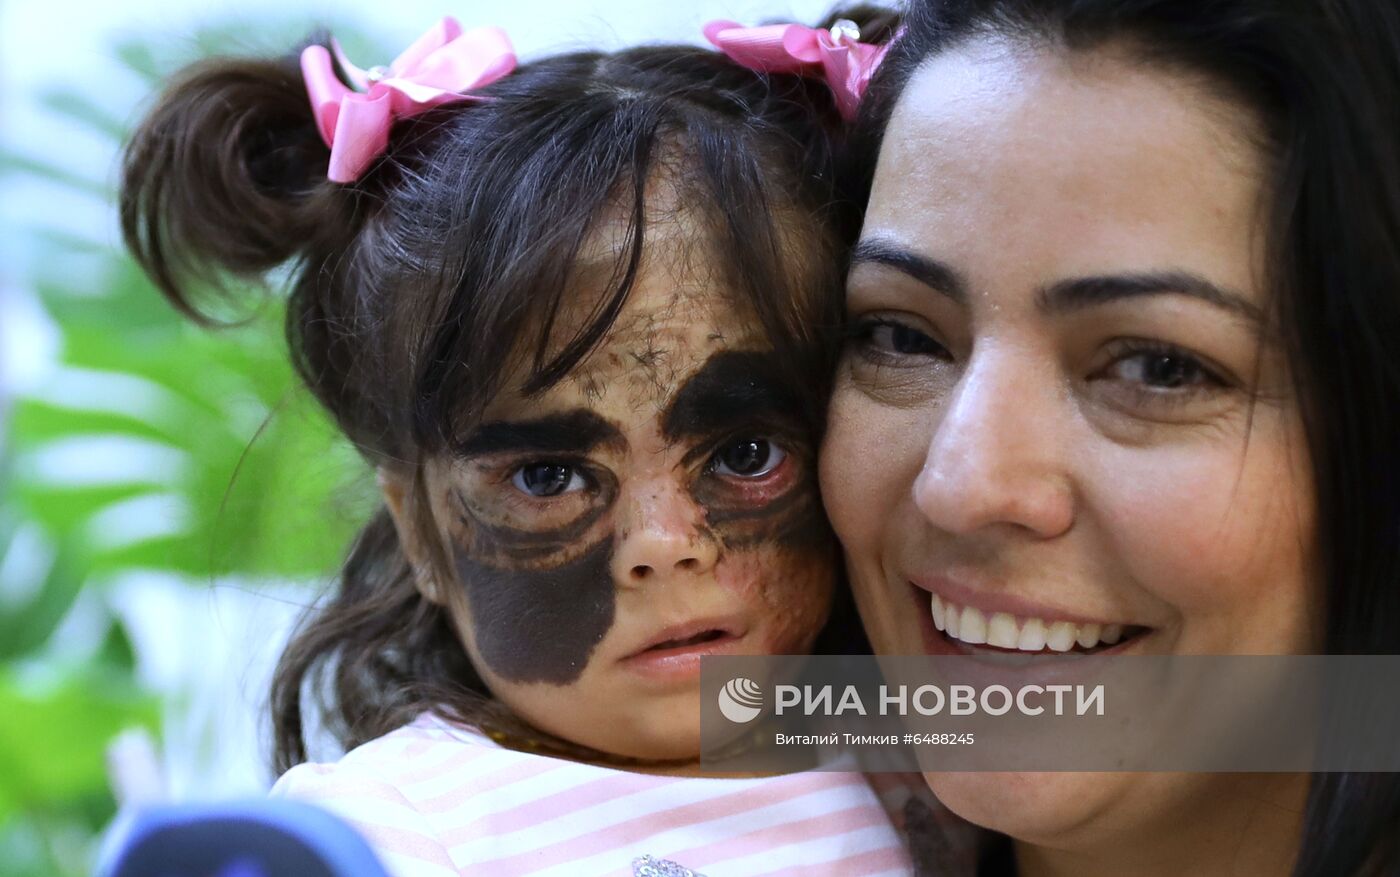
left=987, top=613, right=1019, bottom=648
left=1075, top=623, right=1102, bottom=649
left=959, top=607, right=988, bottom=644
left=1018, top=618, right=1047, bottom=651
left=928, top=593, right=1134, bottom=653
left=1046, top=621, right=1077, bottom=652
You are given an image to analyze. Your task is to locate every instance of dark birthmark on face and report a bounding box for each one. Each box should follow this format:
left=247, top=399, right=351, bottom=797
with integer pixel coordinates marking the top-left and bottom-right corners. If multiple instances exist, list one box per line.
left=452, top=490, right=617, bottom=685
left=447, top=351, right=832, bottom=684
left=664, top=350, right=833, bottom=552
left=449, top=409, right=627, bottom=685
left=662, top=350, right=806, bottom=441
left=453, top=539, right=616, bottom=686
left=696, top=474, right=833, bottom=552
left=453, top=409, right=624, bottom=457
left=453, top=479, right=622, bottom=563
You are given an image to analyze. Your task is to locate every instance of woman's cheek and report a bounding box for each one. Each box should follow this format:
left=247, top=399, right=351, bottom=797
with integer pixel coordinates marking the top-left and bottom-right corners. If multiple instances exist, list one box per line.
left=1086, top=428, right=1318, bottom=650
left=820, top=381, right=931, bottom=565
left=1088, top=443, right=1236, bottom=599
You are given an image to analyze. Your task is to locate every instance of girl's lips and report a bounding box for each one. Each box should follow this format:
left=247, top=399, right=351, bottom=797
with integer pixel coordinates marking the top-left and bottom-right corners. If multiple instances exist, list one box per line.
left=619, top=616, right=750, bottom=683
left=620, top=630, right=746, bottom=682
left=626, top=616, right=746, bottom=658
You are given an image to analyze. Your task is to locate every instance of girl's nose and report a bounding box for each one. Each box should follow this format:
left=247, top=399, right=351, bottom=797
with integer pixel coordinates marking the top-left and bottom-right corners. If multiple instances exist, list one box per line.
left=610, top=478, right=720, bottom=586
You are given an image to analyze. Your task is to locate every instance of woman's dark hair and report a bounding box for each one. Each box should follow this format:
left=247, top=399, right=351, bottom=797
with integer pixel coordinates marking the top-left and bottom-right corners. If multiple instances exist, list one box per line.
left=120, top=17, right=889, bottom=773
left=846, top=1, right=1400, bottom=874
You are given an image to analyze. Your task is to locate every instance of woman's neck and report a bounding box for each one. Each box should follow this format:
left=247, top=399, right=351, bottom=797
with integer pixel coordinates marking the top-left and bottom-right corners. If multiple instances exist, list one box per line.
left=1011, top=773, right=1309, bottom=877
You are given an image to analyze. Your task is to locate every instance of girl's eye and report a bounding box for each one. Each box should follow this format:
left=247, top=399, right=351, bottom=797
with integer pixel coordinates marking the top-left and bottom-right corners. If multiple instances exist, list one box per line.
left=511, top=463, right=587, bottom=498
left=851, top=318, right=950, bottom=358
left=1104, top=348, right=1222, bottom=391
left=710, top=438, right=787, bottom=478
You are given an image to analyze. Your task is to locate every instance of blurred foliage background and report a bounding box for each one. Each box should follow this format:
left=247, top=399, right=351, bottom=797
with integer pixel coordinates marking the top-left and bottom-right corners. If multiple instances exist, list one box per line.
left=0, top=22, right=377, bottom=877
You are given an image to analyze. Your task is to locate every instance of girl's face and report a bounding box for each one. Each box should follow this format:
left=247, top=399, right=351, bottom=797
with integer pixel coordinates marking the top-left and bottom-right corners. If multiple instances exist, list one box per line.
left=819, top=39, right=1321, bottom=859
left=396, top=197, right=835, bottom=761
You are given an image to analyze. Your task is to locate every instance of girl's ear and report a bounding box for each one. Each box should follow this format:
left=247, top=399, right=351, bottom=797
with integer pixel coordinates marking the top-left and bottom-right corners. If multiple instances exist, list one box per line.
left=377, top=467, right=450, bottom=606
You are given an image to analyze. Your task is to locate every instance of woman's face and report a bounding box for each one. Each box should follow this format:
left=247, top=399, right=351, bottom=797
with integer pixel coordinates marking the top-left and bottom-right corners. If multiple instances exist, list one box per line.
left=391, top=193, right=834, bottom=761
left=820, top=38, right=1321, bottom=850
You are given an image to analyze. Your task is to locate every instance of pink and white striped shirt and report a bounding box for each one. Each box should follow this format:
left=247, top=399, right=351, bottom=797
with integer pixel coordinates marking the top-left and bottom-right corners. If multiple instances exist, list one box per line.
left=270, top=713, right=971, bottom=877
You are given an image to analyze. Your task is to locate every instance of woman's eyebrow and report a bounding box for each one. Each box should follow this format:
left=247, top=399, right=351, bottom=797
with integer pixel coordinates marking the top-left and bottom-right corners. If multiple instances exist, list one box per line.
left=453, top=410, right=625, bottom=457
left=850, top=237, right=968, bottom=303
left=1037, top=271, right=1266, bottom=325
left=853, top=238, right=1266, bottom=327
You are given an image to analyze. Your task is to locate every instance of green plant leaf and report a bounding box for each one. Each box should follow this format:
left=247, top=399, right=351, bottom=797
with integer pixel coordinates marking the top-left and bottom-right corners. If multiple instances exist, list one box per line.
left=2, top=17, right=382, bottom=877
left=0, top=668, right=157, bottom=820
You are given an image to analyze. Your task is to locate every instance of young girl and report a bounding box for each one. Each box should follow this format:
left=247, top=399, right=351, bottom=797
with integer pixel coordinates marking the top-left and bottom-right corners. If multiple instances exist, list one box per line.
left=118, top=12, right=969, bottom=877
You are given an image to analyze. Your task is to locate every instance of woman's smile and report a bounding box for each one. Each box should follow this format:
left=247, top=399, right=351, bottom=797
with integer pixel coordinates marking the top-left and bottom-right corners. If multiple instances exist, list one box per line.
left=914, top=582, right=1149, bottom=655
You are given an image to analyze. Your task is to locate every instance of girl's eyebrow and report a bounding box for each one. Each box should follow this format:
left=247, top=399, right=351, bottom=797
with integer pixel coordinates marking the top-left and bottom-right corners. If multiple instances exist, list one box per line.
left=453, top=410, right=625, bottom=457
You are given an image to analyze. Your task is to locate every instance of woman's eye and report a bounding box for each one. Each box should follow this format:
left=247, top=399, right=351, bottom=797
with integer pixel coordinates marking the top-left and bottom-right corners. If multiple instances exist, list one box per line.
left=710, top=438, right=788, bottom=478
left=511, top=463, right=586, bottom=498
left=853, top=319, right=949, bottom=358
left=1105, top=348, right=1221, bottom=391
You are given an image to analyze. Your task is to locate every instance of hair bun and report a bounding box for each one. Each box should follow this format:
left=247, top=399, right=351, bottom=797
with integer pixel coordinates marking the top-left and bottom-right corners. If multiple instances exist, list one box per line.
left=120, top=50, right=339, bottom=323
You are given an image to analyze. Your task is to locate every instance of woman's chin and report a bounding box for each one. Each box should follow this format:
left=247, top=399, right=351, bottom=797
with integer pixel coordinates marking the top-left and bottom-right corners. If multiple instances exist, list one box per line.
left=923, top=770, right=1140, bottom=847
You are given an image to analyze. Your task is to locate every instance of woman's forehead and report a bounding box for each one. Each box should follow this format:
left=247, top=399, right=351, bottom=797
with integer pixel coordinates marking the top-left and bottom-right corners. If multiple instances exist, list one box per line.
left=864, top=38, right=1268, bottom=310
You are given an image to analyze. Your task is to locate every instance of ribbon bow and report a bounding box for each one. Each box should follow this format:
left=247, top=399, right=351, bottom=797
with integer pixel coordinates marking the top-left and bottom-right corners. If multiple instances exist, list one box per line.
left=703, top=19, right=891, bottom=122
left=301, top=17, right=517, bottom=183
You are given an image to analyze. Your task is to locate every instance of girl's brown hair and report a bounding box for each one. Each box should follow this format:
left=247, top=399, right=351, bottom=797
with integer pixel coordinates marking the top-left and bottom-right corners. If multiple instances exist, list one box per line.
left=121, top=14, right=889, bottom=773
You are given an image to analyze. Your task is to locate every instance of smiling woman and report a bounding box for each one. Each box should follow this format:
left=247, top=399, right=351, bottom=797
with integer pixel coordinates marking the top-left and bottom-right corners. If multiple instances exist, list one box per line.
left=833, top=43, right=1316, bottom=660
left=821, top=0, right=1400, bottom=875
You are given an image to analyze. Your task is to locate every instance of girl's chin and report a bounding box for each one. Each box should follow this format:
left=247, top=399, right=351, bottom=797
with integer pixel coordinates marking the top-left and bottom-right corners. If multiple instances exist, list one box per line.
left=542, top=725, right=702, bottom=765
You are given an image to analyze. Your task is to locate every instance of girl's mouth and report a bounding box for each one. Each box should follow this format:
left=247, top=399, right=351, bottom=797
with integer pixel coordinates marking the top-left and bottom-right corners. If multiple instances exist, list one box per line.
left=621, top=617, right=748, bottom=683
left=646, top=629, right=729, bottom=651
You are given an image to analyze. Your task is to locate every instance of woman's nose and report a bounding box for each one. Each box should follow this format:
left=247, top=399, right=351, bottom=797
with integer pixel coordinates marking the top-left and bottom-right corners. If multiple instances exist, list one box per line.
left=610, top=477, right=720, bottom=586
left=912, top=356, right=1076, bottom=538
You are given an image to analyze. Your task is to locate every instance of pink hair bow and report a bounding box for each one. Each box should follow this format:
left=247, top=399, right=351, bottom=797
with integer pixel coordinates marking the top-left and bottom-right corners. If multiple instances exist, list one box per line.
left=703, top=19, right=890, bottom=121
left=301, top=17, right=516, bottom=183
